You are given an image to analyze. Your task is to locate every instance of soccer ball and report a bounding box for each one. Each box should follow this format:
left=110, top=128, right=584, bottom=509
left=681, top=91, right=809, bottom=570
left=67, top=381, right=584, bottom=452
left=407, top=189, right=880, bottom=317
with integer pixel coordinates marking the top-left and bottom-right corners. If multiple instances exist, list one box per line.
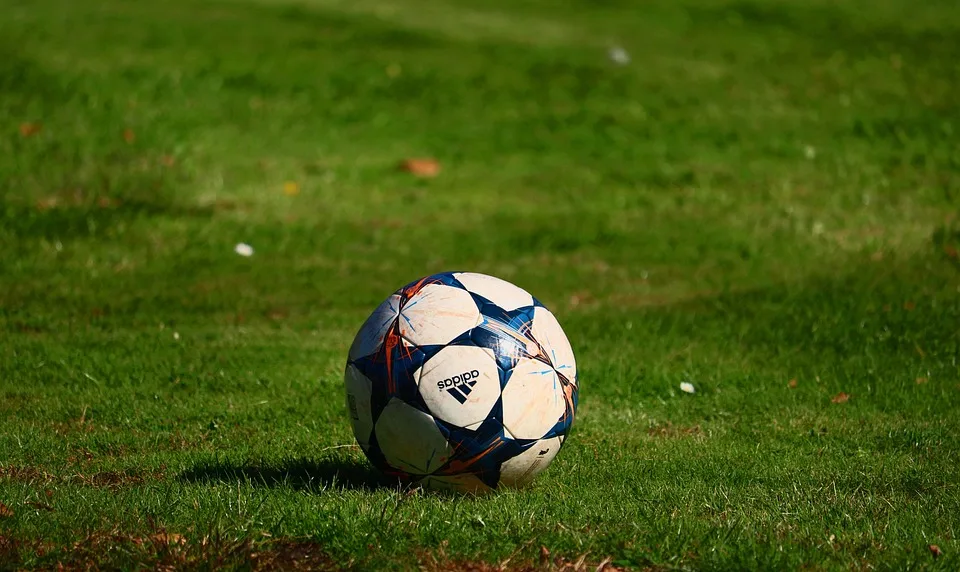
left=344, top=272, right=578, bottom=493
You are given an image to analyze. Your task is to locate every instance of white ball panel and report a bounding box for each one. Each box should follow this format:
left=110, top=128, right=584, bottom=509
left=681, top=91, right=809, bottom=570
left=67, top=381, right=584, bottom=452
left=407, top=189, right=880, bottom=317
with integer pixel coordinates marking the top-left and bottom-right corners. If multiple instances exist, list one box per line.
left=421, top=473, right=492, bottom=494
left=344, top=364, right=375, bottom=452
left=375, top=399, right=452, bottom=475
left=417, top=345, right=501, bottom=428
left=501, top=359, right=566, bottom=440
left=453, top=272, right=534, bottom=311
left=398, top=284, right=482, bottom=346
left=499, top=436, right=562, bottom=488
left=531, top=307, right=577, bottom=385
left=348, top=294, right=401, bottom=360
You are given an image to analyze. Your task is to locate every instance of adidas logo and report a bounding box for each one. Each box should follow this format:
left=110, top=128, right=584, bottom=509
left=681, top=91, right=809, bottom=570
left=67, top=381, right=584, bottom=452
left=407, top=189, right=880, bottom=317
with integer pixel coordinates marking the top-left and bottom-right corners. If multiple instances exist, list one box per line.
left=437, top=369, right=480, bottom=404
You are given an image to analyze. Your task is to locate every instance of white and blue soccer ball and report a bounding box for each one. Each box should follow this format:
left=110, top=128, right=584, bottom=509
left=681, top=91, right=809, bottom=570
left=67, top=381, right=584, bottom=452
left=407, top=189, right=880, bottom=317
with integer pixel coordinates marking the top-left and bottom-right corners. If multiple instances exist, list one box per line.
left=344, top=272, right=578, bottom=493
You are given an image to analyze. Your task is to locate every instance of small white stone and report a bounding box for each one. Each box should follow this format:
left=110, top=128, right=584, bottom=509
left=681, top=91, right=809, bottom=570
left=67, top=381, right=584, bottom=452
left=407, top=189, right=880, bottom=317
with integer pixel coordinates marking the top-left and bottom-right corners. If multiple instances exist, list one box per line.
left=608, top=46, right=630, bottom=65
left=680, top=382, right=696, bottom=394
left=234, top=243, right=254, bottom=257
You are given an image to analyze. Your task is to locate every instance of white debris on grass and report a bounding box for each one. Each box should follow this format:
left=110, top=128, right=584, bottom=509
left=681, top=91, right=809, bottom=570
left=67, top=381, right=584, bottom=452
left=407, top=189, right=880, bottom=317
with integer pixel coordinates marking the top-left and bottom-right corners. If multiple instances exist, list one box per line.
left=173, top=332, right=180, bottom=340
left=680, top=382, right=696, bottom=394
left=608, top=46, right=630, bottom=65
left=234, top=243, right=254, bottom=257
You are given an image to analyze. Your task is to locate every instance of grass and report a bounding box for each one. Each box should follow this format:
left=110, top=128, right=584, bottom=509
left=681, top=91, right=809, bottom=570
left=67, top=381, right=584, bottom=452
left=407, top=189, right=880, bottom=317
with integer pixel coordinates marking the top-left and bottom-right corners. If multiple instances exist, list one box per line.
left=1, top=0, right=959, bottom=569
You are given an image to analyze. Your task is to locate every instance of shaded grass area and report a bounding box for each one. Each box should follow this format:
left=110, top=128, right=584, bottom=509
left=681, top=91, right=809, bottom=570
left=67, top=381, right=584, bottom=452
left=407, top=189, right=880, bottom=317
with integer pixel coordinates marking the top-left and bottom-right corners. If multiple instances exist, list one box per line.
left=1, top=0, right=959, bottom=569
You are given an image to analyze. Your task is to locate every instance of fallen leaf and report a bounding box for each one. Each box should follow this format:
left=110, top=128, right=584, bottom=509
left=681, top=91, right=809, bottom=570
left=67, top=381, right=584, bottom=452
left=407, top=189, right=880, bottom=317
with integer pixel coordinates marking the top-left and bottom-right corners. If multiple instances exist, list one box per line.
left=19, top=122, right=42, bottom=137
left=539, top=546, right=550, bottom=565
left=916, top=377, right=928, bottom=384
left=831, top=392, right=850, bottom=404
left=283, top=181, right=300, bottom=196
left=399, top=158, right=440, bottom=178
left=152, top=533, right=185, bottom=545
left=929, top=544, right=942, bottom=558
left=903, top=301, right=916, bottom=311
left=123, top=129, right=136, bottom=143
left=788, top=379, right=798, bottom=388
left=0, top=502, right=13, bottom=517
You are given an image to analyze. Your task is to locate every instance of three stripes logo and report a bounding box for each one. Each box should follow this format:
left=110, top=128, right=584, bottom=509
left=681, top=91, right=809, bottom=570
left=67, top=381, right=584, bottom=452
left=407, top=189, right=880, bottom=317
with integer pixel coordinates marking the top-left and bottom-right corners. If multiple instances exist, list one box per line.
left=436, top=369, right=480, bottom=404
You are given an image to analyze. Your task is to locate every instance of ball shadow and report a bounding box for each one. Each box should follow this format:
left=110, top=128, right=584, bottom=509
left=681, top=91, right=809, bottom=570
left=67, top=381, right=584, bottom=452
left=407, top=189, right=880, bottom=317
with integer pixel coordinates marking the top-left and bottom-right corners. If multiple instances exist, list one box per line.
left=178, top=456, right=400, bottom=492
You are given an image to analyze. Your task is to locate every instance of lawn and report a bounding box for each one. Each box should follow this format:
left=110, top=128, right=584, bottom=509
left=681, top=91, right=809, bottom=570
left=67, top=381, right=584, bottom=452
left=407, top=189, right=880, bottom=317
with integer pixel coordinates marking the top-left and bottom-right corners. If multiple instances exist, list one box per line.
left=1, top=0, right=959, bottom=569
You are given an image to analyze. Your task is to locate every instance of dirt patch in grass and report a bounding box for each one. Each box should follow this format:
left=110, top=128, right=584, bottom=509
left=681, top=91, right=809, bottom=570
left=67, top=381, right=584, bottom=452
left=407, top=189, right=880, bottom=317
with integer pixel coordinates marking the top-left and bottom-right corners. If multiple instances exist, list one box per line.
left=74, top=467, right=166, bottom=489
left=0, top=464, right=165, bottom=489
left=1, top=531, right=341, bottom=571
left=420, top=557, right=629, bottom=571
left=251, top=539, right=342, bottom=570
left=3, top=531, right=635, bottom=571
left=420, top=542, right=631, bottom=571
left=0, top=465, right=56, bottom=484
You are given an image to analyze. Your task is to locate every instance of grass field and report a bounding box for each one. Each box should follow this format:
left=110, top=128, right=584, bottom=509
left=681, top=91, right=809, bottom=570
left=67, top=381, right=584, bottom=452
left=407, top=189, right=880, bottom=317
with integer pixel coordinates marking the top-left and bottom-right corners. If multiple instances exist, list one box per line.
left=1, top=0, right=959, bottom=569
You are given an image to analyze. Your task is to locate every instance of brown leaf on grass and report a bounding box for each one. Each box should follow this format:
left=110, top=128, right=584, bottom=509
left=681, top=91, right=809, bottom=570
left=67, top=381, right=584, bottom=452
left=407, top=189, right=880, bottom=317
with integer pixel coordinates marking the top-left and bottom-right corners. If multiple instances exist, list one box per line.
left=929, top=544, right=943, bottom=558
left=283, top=181, right=300, bottom=196
left=151, top=533, right=185, bottom=545
left=539, top=546, right=551, bottom=565
left=831, top=392, right=850, bottom=404
left=788, top=379, right=798, bottom=388
left=19, top=122, right=42, bottom=137
left=123, top=129, right=135, bottom=144
left=399, top=158, right=440, bottom=178
left=0, top=503, right=13, bottom=517
left=903, top=301, right=916, bottom=311
left=916, top=377, right=928, bottom=384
